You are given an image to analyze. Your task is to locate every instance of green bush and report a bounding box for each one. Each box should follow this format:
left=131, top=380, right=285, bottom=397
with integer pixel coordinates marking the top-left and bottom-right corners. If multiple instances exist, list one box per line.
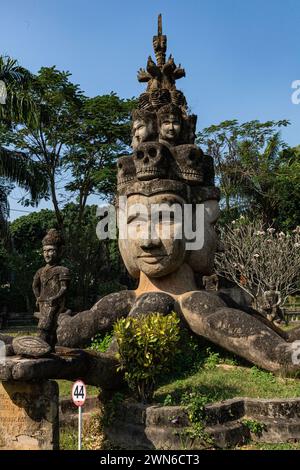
left=114, top=312, right=180, bottom=402
left=89, top=332, right=113, bottom=353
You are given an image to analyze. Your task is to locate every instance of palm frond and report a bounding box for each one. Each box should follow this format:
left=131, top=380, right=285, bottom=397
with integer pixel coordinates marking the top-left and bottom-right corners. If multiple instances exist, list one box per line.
left=0, top=147, right=48, bottom=202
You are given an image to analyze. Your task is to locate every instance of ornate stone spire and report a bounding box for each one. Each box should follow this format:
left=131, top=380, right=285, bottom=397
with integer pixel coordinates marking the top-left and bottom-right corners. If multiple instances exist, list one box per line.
left=117, top=15, right=219, bottom=204
left=137, top=14, right=187, bottom=113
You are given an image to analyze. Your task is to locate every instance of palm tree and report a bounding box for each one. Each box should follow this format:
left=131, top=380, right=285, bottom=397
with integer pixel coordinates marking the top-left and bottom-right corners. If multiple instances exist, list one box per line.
left=0, top=55, right=34, bottom=123
left=0, top=56, right=47, bottom=235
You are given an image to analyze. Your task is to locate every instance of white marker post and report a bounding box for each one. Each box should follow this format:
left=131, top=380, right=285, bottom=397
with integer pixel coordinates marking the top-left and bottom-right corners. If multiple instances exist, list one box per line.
left=72, top=380, right=87, bottom=450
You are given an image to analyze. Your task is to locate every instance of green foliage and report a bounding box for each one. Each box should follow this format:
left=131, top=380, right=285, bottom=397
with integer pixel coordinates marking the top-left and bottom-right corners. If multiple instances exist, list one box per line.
left=89, top=332, right=113, bottom=353
left=114, top=312, right=181, bottom=402
left=197, top=119, right=300, bottom=229
left=241, top=418, right=266, bottom=436
left=0, top=204, right=127, bottom=311
left=250, top=366, right=276, bottom=384
left=162, top=394, right=174, bottom=406
left=63, top=93, right=136, bottom=203
left=203, top=347, right=221, bottom=369
left=178, top=392, right=213, bottom=446
left=166, top=330, right=205, bottom=379
left=101, top=392, right=125, bottom=427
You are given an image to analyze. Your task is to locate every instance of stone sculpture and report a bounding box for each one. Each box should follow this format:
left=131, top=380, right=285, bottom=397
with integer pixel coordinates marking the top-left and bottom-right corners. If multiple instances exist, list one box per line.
left=55, top=15, right=300, bottom=380
left=2, top=15, right=300, bottom=387
left=12, top=229, right=70, bottom=357
left=262, top=284, right=284, bottom=324
left=32, top=229, right=70, bottom=347
left=203, top=273, right=219, bottom=292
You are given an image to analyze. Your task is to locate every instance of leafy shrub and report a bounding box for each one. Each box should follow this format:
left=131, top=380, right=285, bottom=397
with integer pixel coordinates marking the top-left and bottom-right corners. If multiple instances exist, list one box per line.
left=89, top=332, right=113, bottom=353
left=114, top=312, right=180, bottom=402
left=241, top=418, right=266, bottom=436
left=203, top=347, right=221, bottom=369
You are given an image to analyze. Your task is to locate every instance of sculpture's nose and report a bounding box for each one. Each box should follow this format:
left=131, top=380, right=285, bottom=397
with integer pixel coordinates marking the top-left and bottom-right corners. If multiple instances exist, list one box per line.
left=140, top=237, right=161, bottom=249
left=140, top=222, right=161, bottom=248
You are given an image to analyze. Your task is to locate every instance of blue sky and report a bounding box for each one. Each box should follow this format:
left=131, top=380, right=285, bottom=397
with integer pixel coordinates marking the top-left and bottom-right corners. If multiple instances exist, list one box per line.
left=1, top=0, right=300, bottom=219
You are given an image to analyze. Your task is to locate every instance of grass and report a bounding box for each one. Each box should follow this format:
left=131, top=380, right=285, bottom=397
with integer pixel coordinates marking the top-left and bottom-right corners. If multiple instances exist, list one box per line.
left=237, top=442, right=300, bottom=450
left=60, top=413, right=104, bottom=450
left=60, top=426, right=78, bottom=450
left=153, top=330, right=300, bottom=406
left=57, top=379, right=99, bottom=398
left=1, top=327, right=37, bottom=336
left=155, top=364, right=300, bottom=405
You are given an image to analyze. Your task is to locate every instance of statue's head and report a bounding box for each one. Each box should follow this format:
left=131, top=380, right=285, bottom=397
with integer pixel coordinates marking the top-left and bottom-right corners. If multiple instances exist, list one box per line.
left=158, top=104, right=182, bottom=145
left=131, top=109, right=157, bottom=150
left=116, top=20, right=220, bottom=291
left=42, top=229, right=64, bottom=265
left=117, top=177, right=220, bottom=282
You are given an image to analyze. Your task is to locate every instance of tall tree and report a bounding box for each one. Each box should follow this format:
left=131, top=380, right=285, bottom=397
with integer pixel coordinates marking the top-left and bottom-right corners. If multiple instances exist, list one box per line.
left=6, top=66, right=84, bottom=230
left=0, top=56, right=47, bottom=235
left=197, top=119, right=292, bottom=226
left=63, top=93, right=135, bottom=225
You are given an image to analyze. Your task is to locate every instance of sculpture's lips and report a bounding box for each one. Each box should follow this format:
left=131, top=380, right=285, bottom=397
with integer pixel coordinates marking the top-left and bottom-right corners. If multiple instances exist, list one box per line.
left=138, top=254, right=166, bottom=264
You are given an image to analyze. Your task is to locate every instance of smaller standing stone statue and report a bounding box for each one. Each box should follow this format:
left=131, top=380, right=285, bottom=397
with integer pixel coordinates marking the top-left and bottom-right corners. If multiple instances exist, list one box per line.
left=202, top=273, right=219, bottom=292
left=12, top=229, right=70, bottom=357
left=262, top=283, right=284, bottom=324
left=32, top=229, right=70, bottom=348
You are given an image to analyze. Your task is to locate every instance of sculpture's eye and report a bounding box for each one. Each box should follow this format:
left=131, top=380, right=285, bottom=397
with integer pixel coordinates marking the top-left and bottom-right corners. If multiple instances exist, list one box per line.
left=136, top=151, right=144, bottom=159
left=148, top=148, right=157, bottom=158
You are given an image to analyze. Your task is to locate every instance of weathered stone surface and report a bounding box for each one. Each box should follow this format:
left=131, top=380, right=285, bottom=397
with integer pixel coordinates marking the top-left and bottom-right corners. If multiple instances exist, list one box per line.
left=56, top=290, right=136, bottom=348
left=129, top=292, right=175, bottom=318
left=0, top=333, right=13, bottom=344
left=104, top=397, right=300, bottom=450
left=0, top=350, right=122, bottom=389
left=32, top=228, right=70, bottom=349
left=0, top=380, right=58, bottom=450
left=12, top=336, right=51, bottom=358
left=0, top=333, right=14, bottom=356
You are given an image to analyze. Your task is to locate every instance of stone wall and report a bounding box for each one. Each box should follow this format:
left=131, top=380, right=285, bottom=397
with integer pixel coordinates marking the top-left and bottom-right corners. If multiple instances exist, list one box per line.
left=0, top=380, right=59, bottom=450
left=104, top=397, right=300, bottom=450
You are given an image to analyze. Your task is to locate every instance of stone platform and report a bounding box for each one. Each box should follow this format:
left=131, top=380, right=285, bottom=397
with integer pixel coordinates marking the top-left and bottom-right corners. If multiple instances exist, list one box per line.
left=0, top=348, right=121, bottom=388
left=104, top=397, right=300, bottom=449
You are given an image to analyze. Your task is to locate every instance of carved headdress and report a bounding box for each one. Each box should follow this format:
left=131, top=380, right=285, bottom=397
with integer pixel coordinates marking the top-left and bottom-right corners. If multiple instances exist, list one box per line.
left=42, top=229, right=64, bottom=248
left=117, top=15, right=219, bottom=204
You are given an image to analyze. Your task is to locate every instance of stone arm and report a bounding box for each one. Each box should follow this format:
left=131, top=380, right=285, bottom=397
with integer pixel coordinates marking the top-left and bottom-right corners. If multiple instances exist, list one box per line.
left=47, top=280, right=68, bottom=304
left=177, top=290, right=300, bottom=376
left=32, top=271, right=41, bottom=300
left=56, top=290, right=136, bottom=348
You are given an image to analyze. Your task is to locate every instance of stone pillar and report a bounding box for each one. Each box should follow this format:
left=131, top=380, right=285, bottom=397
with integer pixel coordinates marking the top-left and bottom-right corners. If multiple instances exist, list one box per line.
left=0, top=380, right=59, bottom=450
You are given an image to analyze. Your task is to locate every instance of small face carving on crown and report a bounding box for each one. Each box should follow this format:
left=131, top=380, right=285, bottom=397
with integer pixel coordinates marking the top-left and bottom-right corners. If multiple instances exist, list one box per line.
left=117, top=155, right=136, bottom=188
left=133, top=142, right=170, bottom=181
left=158, top=104, right=182, bottom=146
left=173, top=145, right=204, bottom=185
left=131, top=110, right=157, bottom=150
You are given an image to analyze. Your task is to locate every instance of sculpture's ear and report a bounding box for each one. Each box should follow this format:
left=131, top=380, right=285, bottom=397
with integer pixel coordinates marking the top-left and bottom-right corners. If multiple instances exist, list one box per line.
left=204, top=200, right=220, bottom=225
left=185, top=199, right=219, bottom=276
